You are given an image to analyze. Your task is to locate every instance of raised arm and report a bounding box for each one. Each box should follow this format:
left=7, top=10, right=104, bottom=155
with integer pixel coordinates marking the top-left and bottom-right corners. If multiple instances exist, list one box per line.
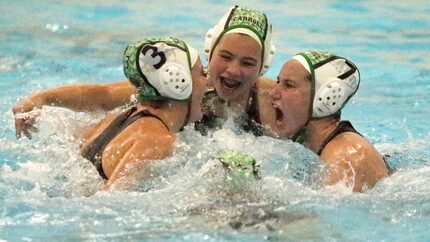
left=12, top=80, right=136, bottom=139
left=12, top=80, right=136, bottom=113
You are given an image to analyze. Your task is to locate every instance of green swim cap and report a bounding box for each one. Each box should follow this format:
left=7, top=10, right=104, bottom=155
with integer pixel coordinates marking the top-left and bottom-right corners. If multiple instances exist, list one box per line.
left=123, top=37, right=199, bottom=101
left=292, top=50, right=360, bottom=118
left=216, top=150, right=261, bottom=179
left=204, top=5, right=276, bottom=75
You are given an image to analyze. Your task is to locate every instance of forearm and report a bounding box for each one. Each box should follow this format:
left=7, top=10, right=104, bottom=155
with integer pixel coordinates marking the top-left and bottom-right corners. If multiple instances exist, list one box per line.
left=12, top=94, right=44, bottom=114
left=13, top=81, right=136, bottom=113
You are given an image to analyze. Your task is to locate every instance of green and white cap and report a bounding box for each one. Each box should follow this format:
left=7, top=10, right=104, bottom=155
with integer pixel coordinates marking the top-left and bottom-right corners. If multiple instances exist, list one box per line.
left=293, top=50, right=360, bottom=118
left=123, top=37, right=199, bottom=101
left=204, top=5, right=275, bottom=75
left=216, top=150, right=260, bottom=179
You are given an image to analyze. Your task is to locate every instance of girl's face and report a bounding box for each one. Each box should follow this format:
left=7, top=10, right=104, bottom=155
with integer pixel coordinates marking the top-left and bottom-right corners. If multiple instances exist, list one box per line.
left=269, top=60, right=312, bottom=138
left=208, top=33, right=262, bottom=102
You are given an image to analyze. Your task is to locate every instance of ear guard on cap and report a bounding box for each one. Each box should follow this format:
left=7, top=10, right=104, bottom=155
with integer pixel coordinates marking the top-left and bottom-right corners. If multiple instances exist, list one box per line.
left=156, top=62, right=192, bottom=100
left=203, top=27, right=215, bottom=61
left=312, top=57, right=360, bottom=118
left=313, top=78, right=351, bottom=117
left=260, top=42, right=276, bottom=75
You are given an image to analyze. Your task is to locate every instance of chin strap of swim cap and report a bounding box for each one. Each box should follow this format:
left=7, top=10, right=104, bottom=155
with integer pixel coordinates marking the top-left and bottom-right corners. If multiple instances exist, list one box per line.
left=123, top=37, right=199, bottom=101
left=204, top=5, right=276, bottom=75
left=294, top=50, right=360, bottom=119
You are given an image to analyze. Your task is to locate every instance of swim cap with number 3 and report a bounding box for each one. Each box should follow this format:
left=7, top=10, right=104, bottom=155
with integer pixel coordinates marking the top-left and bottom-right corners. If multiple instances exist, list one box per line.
left=123, top=37, right=199, bottom=101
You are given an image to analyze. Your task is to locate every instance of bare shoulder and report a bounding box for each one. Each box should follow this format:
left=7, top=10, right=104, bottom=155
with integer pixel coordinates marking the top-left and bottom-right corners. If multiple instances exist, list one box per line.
left=253, top=77, right=277, bottom=135
left=115, top=117, right=175, bottom=153
left=100, top=117, right=176, bottom=181
left=256, top=76, right=276, bottom=91
left=321, top=131, right=389, bottom=190
left=126, top=116, right=173, bottom=138
left=322, top=132, right=381, bottom=166
left=255, top=76, right=276, bottom=101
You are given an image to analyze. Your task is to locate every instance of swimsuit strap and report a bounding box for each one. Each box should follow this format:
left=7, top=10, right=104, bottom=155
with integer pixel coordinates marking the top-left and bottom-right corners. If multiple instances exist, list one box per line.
left=316, top=120, right=395, bottom=174
left=81, top=106, right=169, bottom=179
left=243, top=87, right=264, bottom=136
left=317, top=120, right=360, bottom=155
left=246, top=87, right=260, bottom=123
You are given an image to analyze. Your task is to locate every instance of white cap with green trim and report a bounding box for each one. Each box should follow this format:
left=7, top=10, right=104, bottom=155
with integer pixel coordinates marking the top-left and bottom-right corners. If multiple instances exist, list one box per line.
left=123, top=37, right=199, bottom=101
left=293, top=50, right=360, bottom=118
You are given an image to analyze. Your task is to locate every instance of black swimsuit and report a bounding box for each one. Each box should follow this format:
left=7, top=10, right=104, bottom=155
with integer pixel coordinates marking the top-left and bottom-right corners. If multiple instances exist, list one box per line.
left=80, top=106, right=169, bottom=179
left=242, top=87, right=263, bottom=136
left=316, top=120, right=394, bottom=173
left=317, top=120, right=359, bottom=155
left=194, top=88, right=263, bottom=136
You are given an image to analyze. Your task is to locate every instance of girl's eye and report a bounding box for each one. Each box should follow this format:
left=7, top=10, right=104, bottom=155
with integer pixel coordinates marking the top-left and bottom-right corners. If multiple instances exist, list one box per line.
left=284, top=82, right=294, bottom=88
left=243, top=61, right=257, bottom=67
left=220, top=54, right=232, bottom=60
left=278, top=79, right=294, bottom=88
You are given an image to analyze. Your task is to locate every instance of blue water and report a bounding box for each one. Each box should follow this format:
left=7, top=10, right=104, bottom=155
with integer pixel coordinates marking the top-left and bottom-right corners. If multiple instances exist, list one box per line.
left=1, top=0, right=430, bottom=241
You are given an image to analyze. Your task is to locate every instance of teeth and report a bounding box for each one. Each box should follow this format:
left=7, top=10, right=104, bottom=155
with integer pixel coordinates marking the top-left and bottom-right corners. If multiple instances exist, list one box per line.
left=224, top=79, right=237, bottom=84
left=221, top=77, right=240, bottom=88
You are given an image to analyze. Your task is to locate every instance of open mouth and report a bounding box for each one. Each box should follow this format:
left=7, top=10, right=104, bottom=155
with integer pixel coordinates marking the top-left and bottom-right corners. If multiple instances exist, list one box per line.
left=274, top=106, right=283, bottom=124
left=221, top=77, right=241, bottom=89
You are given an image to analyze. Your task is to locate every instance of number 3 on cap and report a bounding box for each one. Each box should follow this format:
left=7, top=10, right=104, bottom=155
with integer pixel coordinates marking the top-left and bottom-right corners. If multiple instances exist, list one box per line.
left=141, top=45, right=167, bottom=69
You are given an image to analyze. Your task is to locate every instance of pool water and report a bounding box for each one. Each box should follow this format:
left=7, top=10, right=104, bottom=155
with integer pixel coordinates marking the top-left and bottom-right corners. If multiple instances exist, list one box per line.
left=1, top=0, right=430, bottom=241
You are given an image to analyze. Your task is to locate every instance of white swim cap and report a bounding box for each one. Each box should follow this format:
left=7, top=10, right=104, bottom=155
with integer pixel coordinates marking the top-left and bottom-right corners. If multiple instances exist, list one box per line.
left=293, top=50, right=360, bottom=118
left=123, top=37, right=199, bottom=101
left=203, top=5, right=276, bottom=75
